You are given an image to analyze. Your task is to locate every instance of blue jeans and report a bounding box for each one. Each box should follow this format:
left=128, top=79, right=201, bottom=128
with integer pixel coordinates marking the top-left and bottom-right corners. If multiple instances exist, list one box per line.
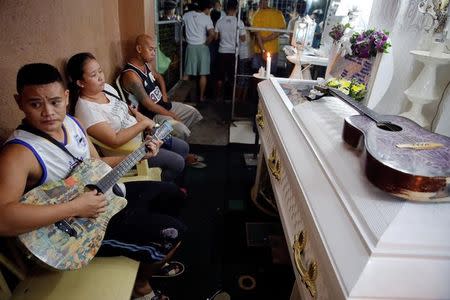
left=147, top=136, right=189, bottom=182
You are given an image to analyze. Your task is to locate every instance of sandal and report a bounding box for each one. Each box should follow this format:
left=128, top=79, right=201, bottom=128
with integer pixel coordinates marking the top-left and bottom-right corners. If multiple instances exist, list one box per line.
left=194, top=154, right=205, bottom=162
left=152, top=261, right=185, bottom=278
left=188, top=161, right=207, bottom=169
left=186, top=153, right=207, bottom=168
left=133, top=290, right=170, bottom=300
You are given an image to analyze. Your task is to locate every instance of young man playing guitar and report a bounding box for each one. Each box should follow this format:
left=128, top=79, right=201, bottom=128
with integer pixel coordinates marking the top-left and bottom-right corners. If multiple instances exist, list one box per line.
left=0, top=63, right=184, bottom=299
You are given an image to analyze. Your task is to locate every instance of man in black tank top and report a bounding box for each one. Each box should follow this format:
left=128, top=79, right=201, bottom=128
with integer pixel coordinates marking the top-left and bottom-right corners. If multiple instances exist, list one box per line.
left=121, top=34, right=203, bottom=141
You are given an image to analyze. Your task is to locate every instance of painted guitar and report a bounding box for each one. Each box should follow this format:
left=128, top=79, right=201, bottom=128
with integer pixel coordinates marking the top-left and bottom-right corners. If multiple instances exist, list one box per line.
left=310, top=86, right=450, bottom=202
left=18, top=121, right=173, bottom=270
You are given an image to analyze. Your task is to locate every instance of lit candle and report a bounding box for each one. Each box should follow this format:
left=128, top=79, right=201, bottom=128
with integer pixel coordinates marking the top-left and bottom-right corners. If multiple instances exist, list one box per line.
left=266, top=52, right=271, bottom=79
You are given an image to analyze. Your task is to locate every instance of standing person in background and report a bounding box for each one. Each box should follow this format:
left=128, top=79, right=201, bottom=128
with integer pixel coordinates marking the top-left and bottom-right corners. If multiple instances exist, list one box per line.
left=236, top=11, right=252, bottom=103
left=250, top=0, right=285, bottom=75
left=210, top=0, right=225, bottom=26
left=209, top=0, right=223, bottom=101
left=182, top=0, right=215, bottom=105
left=214, top=0, right=245, bottom=102
left=287, top=0, right=307, bottom=36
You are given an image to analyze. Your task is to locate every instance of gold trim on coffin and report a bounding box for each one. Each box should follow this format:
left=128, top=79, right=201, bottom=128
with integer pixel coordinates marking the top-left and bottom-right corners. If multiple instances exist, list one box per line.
left=268, top=148, right=281, bottom=181
left=256, top=109, right=264, bottom=129
left=293, top=230, right=318, bottom=298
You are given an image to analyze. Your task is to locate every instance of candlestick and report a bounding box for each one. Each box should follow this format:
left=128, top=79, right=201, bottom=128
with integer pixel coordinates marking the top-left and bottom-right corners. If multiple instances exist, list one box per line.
left=266, top=52, right=271, bottom=78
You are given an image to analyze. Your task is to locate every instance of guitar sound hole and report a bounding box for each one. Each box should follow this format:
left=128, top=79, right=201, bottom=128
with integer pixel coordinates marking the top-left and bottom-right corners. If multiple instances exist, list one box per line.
left=376, top=122, right=402, bottom=132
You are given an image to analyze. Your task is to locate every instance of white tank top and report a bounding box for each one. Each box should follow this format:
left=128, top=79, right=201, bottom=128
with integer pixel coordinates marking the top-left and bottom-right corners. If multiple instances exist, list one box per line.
left=6, top=116, right=90, bottom=185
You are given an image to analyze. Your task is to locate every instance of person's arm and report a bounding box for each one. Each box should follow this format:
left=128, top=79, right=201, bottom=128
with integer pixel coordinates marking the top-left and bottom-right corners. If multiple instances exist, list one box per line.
left=149, top=65, right=169, bottom=103
left=0, top=144, right=107, bottom=236
left=88, top=132, right=161, bottom=166
left=206, top=28, right=216, bottom=44
left=122, top=71, right=180, bottom=121
left=214, top=27, right=220, bottom=41
left=86, top=117, right=153, bottom=149
left=239, top=22, right=246, bottom=43
left=261, top=32, right=280, bottom=43
left=255, top=32, right=266, bottom=53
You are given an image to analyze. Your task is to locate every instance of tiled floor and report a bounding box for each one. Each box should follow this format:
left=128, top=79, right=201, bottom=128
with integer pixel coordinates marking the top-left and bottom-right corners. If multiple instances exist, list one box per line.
left=229, top=120, right=256, bottom=144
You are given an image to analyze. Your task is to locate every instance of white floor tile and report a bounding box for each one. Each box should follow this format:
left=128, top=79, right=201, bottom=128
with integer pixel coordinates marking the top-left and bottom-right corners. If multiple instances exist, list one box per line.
left=229, top=121, right=256, bottom=144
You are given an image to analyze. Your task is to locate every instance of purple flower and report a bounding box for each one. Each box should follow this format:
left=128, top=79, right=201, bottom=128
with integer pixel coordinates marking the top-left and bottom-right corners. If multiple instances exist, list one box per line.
left=346, top=28, right=391, bottom=59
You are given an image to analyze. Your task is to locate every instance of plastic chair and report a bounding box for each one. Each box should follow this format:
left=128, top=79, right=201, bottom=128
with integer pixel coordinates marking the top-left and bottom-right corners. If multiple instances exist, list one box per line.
left=0, top=249, right=139, bottom=300
left=89, top=136, right=161, bottom=183
left=115, top=74, right=127, bottom=103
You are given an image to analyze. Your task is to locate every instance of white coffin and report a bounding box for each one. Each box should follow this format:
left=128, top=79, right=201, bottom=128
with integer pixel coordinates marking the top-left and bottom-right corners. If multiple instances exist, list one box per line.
left=254, top=78, right=450, bottom=300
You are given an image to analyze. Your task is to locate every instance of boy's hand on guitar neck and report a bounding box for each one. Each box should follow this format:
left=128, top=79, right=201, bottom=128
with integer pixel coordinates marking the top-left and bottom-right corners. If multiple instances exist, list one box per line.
left=69, top=190, right=107, bottom=218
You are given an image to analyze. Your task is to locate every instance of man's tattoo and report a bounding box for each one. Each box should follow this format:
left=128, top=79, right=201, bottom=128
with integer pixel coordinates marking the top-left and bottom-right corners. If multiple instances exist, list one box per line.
left=128, top=81, right=149, bottom=105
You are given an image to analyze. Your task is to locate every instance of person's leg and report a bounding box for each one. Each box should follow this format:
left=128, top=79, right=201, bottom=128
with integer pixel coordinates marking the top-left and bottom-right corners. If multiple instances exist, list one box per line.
left=271, top=53, right=279, bottom=75
left=147, top=148, right=185, bottom=182
left=224, top=53, right=236, bottom=100
left=216, top=53, right=227, bottom=102
left=154, top=114, right=191, bottom=141
left=198, top=44, right=211, bottom=102
left=170, top=102, right=202, bottom=129
left=199, top=75, right=207, bottom=102
left=162, top=136, right=189, bottom=159
left=99, top=182, right=187, bottom=296
left=124, top=181, right=185, bottom=216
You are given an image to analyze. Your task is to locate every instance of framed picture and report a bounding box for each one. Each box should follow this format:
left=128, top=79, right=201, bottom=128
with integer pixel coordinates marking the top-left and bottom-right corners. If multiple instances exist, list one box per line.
left=325, top=47, right=382, bottom=104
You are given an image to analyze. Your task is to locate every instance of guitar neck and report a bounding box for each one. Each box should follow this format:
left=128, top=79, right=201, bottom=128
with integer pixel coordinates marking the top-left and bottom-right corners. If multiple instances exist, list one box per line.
left=328, top=88, right=379, bottom=122
left=96, top=143, right=147, bottom=192
left=94, top=121, right=173, bottom=193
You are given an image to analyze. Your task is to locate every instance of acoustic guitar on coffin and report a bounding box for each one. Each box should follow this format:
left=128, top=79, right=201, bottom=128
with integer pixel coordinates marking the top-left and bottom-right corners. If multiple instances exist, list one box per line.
left=17, top=121, right=173, bottom=270
left=309, top=86, right=450, bottom=202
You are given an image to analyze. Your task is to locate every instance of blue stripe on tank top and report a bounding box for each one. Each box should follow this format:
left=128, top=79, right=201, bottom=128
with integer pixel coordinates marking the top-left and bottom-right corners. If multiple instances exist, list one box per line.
left=5, top=139, right=48, bottom=185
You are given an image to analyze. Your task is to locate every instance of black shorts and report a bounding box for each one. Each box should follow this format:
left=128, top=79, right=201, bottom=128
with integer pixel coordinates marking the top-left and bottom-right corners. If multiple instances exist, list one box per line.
left=98, top=181, right=187, bottom=263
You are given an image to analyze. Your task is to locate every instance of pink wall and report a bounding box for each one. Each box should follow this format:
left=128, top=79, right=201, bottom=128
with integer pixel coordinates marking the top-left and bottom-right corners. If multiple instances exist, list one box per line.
left=0, top=0, right=155, bottom=140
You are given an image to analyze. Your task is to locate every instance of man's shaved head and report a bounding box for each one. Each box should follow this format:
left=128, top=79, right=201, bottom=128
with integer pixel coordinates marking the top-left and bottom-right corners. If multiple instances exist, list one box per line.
left=135, top=34, right=157, bottom=63
left=135, top=34, right=154, bottom=48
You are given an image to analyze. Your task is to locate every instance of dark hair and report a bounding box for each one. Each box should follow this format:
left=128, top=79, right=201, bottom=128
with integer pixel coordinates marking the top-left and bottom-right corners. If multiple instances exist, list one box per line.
left=296, top=0, right=307, bottom=16
left=66, top=52, right=96, bottom=114
left=226, top=0, right=238, bottom=11
left=16, top=63, right=63, bottom=94
left=163, top=0, right=177, bottom=10
left=198, top=0, right=212, bottom=11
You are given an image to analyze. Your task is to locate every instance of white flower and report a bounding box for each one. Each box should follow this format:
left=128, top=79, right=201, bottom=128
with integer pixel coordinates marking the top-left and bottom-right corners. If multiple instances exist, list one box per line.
left=340, top=36, right=353, bottom=57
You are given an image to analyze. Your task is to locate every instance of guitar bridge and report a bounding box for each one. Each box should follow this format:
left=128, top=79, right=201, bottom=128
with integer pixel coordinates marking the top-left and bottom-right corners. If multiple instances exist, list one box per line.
left=55, top=220, right=78, bottom=237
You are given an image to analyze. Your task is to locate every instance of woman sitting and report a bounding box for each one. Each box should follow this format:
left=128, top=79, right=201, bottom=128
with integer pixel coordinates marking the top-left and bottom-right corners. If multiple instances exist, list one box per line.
left=67, top=52, right=188, bottom=182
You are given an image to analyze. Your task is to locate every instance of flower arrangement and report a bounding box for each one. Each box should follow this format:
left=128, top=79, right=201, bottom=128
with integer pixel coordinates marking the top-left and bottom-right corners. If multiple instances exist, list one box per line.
left=329, top=23, right=351, bottom=43
left=349, top=29, right=391, bottom=59
left=326, top=78, right=367, bottom=101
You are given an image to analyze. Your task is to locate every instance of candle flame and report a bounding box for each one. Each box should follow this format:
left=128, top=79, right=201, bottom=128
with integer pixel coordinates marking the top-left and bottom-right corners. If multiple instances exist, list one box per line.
left=267, top=52, right=271, bottom=59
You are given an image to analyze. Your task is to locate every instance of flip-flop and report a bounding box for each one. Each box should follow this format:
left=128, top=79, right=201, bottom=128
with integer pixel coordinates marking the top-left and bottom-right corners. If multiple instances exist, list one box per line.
left=132, top=289, right=170, bottom=300
left=152, top=261, right=185, bottom=278
left=194, top=154, right=205, bottom=162
left=188, top=161, right=207, bottom=169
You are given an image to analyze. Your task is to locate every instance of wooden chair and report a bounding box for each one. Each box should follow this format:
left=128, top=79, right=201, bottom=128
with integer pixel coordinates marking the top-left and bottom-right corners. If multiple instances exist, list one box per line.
left=0, top=249, right=139, bottom=300
left=90, top=136, right=161, bottom=183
